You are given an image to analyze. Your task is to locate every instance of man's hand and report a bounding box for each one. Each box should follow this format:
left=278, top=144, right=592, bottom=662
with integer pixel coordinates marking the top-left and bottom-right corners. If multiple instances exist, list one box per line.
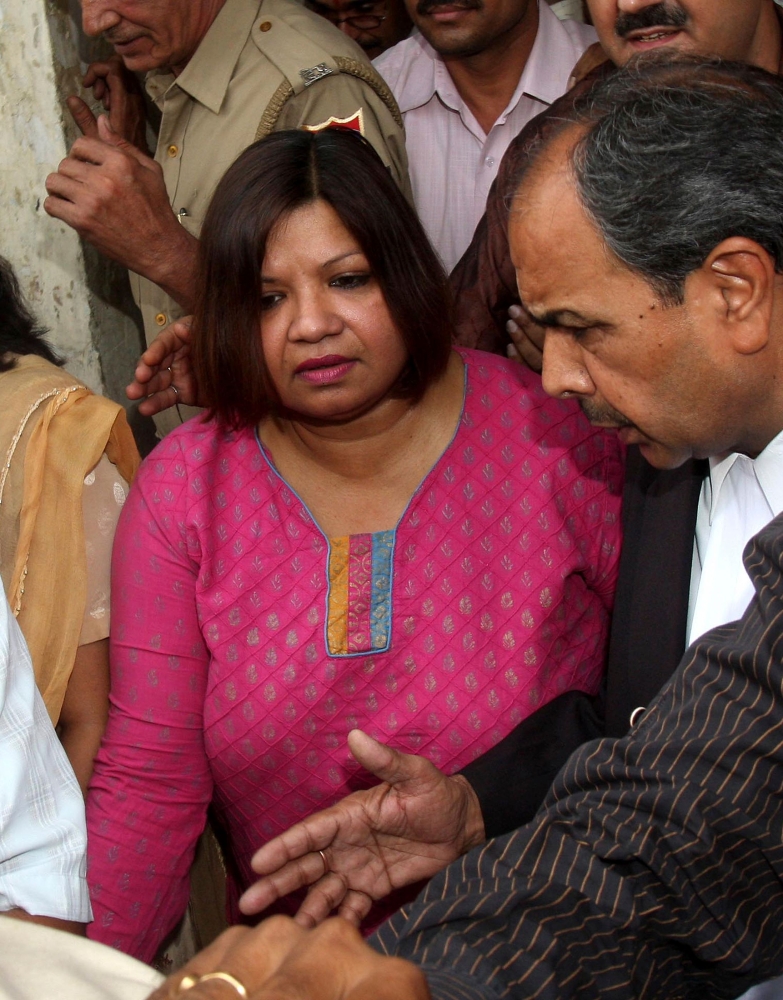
left=506, top=303, right=545, bottom=372
left=147, top=918, right=429, bottom=1000
left=44, top=116, right=198, bottom=310
left=68, top=57, right=148, bottom=151
left=126, top=317, right=202, bottom=415
left=238, top=730, right=485, bottom=928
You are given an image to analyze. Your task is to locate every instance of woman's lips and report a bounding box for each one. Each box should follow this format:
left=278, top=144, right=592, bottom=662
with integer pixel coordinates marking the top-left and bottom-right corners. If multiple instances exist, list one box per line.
left=295, top=356, right=356, bottom=385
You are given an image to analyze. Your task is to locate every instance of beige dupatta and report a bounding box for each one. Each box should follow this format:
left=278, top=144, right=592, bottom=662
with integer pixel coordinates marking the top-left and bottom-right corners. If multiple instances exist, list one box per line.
left=0, top=355, right=139, bottom=721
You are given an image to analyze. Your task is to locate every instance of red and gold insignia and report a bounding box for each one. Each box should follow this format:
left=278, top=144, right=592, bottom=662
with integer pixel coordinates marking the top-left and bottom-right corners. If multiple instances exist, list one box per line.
left=304, top=109, right=365, bottom=136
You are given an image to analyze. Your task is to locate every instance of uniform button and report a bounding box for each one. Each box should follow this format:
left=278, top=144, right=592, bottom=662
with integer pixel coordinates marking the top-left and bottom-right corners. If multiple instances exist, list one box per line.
left=629, top=706, right=646, bottom=727
left=155, top=313, right=168, bottom=327
left=167, top=144, right=179, bottom=157
left=485, top=156, right=495, bottom=167
left=259, top=20, right=272, bottom=30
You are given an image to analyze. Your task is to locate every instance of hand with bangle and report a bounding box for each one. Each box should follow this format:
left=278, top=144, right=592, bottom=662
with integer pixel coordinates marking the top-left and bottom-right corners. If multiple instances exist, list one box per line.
left=148, top=918, right=429, bottom=1000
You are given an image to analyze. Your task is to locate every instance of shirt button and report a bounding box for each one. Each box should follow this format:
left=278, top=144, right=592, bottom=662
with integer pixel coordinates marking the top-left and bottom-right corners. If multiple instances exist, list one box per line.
left=167, top=144, right=179, bottom=157
left=259, top=20, right=272, bottom=30
left=485, top=156, right=494, bottom=167
left=155, top=313, right=168, bottom=327
left=629, top=706, right=646, bottom=727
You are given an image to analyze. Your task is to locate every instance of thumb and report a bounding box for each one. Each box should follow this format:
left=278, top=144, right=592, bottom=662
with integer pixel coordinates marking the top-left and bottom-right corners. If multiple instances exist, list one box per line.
left=347, top=730, right=427, bottom=788
left=97, top=113, right=155, bottom=166
left=67, top=96, right=99, bottom=138
left=97, top=112, right=125, bottom=147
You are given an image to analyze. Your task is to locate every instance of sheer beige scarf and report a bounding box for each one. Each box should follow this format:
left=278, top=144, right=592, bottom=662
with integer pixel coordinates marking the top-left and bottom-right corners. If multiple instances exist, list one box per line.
left=0, top=355, right=139, bottom=721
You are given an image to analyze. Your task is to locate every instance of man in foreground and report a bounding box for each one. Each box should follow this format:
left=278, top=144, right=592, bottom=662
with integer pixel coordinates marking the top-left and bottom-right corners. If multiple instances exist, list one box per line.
left=45, top=0, right=408, bottom=434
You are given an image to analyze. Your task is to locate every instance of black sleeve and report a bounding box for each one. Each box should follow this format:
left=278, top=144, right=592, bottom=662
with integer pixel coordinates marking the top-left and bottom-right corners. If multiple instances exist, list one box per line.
left=459, top=688, right=605, bottom=837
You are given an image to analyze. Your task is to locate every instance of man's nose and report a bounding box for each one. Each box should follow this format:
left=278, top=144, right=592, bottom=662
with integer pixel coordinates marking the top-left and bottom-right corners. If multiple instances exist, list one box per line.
left=540, top=330, right=595, bottom=400
left=80, top=0, right=121, bottom=37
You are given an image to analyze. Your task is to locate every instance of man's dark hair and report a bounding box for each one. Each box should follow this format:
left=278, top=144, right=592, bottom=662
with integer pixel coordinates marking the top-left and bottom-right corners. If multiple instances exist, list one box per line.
left=0, top=256, right=62, bottom=372
left=192, top=128, right=453, bottom=428
left=515, top=57, right=783, bottom=305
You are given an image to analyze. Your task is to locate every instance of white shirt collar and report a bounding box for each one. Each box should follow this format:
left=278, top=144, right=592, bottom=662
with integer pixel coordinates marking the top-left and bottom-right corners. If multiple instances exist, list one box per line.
left=707, top=425, right=783, bottom=525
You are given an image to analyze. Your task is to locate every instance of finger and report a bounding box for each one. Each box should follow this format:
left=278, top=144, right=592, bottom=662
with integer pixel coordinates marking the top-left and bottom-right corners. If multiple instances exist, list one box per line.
left=239, top=851, right=331, bottom=915
left=135, top=387, right=182, bottom=417
left=336, top=890, right=373, bottom=927
left=97, top=114, right=156, bottom=167
left=51, top=155, right=93, bottom=183
left=291, top=872, right=351, bottom=929
left=249, top=808, right=345, bottom=876
left=126, top=367, right=175, bottom=403
left=67, top=96, right=99, bottom=138
left=83, top=61, right=113, bottom=88
left=347, top=730, right=423, bottom=787
left=139, top=318, right=192, bottom=368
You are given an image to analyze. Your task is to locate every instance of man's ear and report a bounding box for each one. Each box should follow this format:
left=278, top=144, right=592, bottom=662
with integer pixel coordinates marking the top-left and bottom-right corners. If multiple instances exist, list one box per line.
left=693, top=237, right=775, bottom=355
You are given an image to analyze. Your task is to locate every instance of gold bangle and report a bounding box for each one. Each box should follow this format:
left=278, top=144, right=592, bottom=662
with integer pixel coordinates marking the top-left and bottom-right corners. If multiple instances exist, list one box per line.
left=177, top=971, right=248, bottom=999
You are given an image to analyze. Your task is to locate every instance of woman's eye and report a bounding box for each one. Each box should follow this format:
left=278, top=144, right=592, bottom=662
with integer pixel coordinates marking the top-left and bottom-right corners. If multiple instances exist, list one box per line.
left=260, top=292, right=284, bottom=311
left=330, top=272, right=371, bottom=290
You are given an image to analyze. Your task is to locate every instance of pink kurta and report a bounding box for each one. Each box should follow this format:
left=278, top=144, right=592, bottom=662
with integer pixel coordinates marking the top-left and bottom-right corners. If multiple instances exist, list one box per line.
left=87, top=350, right=623, bottom=959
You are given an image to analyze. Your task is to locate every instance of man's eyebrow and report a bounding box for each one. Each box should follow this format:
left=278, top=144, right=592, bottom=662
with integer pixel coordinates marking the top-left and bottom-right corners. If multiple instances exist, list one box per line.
left=519, top=302, right=596, bottom=328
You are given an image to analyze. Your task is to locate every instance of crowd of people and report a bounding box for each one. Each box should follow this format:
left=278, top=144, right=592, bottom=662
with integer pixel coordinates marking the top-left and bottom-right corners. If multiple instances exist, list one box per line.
left=3, top=1, right=783, bottom=999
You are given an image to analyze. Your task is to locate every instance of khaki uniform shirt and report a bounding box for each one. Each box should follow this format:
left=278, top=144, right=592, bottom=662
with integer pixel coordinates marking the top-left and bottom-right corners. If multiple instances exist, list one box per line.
left=132, top=0, right=410, bottom=434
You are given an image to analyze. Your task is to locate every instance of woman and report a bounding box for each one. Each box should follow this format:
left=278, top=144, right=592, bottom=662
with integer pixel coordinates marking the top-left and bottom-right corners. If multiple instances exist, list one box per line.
left=0, top=257, right=139, bottom=793
left=88, top=129, right=623, bottom=960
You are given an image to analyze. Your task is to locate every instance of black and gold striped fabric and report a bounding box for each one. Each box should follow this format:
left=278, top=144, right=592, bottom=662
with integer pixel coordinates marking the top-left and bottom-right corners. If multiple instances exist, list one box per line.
left=373, top=512, right=783, bottom=999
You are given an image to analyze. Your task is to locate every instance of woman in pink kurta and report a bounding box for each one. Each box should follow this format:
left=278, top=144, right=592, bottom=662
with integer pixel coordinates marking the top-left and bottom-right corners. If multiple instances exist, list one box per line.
left=87, top=130, right=622, bottom=960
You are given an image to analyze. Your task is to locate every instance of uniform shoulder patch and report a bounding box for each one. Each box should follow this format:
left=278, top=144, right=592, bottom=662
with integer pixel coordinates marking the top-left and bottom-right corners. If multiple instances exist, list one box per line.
left=304, top=109, right=365, bottom=135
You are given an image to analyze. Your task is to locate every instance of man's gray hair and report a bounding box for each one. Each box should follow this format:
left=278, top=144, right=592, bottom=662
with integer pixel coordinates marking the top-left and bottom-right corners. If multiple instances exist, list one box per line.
left=535, top=57, right=783, bottom=305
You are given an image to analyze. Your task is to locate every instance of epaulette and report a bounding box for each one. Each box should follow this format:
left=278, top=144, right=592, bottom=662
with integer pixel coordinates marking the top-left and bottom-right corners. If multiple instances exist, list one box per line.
left=252, top=0, right=402, bottom=139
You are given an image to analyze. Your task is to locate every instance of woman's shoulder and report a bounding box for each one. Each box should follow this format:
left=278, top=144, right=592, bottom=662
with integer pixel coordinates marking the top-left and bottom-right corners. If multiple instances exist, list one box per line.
left=457, top=347, right=559, bottom=415
left=455, top=347, right=624, bottom=474
left=136, top=418, right=258, bottom=488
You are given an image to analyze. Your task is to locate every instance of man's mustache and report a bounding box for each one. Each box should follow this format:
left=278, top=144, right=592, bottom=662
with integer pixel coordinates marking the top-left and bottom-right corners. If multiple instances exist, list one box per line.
left=416, top=0, right=481, bottom=16
left=579, top=397, right=634, bottom=429
left=615, top=2, right=687, bottom=39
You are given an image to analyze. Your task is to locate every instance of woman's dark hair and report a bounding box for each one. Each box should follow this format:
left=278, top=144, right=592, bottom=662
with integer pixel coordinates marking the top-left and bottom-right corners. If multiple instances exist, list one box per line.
left=0, top=256, right=62, bottom=372
left=192, top=128, right=453, bottom=428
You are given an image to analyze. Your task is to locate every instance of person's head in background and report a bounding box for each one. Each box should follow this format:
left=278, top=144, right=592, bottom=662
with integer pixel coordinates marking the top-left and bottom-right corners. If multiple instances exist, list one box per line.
left=304, top=0, right=412, bottom=57
left=0, top=257, right=62, bottom=372
left=586, top=0, right=781, bottom=72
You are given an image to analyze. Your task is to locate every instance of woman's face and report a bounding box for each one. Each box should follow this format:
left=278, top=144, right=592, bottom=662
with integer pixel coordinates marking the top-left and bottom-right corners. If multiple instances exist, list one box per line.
left=259, top=199, right=409, bottom=422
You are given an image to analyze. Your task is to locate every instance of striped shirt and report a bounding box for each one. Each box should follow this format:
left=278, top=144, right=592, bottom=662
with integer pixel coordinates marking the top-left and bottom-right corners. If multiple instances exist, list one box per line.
left=373, top=511, right=783, bottom=997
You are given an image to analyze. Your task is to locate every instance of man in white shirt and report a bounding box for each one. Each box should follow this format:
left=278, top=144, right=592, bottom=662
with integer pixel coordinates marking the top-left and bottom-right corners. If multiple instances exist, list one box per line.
left=0, top=582, right=91, bottom=933
left=374, top=0, right=594, bottom=270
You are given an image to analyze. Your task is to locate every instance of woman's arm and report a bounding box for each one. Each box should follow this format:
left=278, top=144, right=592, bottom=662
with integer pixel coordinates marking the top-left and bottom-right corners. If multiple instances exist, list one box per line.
left=87, top=440, right=213, bottom=962
left=57, top=638, right=110, bottom=797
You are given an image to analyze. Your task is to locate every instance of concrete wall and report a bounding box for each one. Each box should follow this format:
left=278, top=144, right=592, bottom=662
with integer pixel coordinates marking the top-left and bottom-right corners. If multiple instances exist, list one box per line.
left=0, top=0, right=155, bottom=448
